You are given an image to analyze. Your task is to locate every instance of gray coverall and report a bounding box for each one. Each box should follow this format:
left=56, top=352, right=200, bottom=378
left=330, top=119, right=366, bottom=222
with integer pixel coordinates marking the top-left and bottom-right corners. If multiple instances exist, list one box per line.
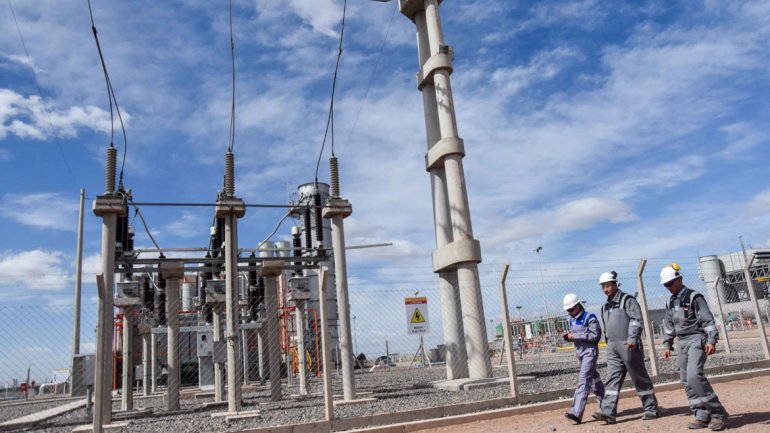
left=663, top=286, right=728, bottom=422
left=599, top=290, right=658, bottom=420
left=567, top=310, right=605, bottom=420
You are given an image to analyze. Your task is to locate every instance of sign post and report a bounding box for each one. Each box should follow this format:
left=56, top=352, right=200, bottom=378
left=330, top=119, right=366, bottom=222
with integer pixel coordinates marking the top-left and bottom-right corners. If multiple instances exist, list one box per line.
left=405, top=297, right=431, bottom=368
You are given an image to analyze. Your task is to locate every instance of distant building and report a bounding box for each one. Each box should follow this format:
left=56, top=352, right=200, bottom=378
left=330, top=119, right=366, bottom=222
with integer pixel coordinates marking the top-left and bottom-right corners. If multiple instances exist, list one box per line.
left=698, top=249, right=770, bottom=324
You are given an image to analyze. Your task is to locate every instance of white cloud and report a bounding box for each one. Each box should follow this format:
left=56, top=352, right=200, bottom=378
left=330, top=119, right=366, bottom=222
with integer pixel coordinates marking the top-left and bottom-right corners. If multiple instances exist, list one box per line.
left=0, top=249, right=69, bottom=291
left=0, top=192, right=79, bottom=231
left=164, top=211, right=205, bottom=238
left=0, top=89, right=113, bottom=140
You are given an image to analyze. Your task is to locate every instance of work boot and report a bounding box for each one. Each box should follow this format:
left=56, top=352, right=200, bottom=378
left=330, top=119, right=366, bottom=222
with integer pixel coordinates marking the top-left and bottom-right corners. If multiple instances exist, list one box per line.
left=564, top=412, right=581, bottom=424
left=708, top=417, right=726, bottom=431
left=687, top=419, right=709, bottom=429
left=592, top=412, right=616, bottom=425
left=642, top=411, right=660, bottom=420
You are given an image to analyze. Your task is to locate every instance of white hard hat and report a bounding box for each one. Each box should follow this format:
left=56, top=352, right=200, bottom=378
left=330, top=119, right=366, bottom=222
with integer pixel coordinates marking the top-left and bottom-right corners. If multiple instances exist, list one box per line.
left=599, top=271, right=618, bottom=284
left=660, top=263, right=682, bottom=285
left=563, top=293, right=581, bottom=311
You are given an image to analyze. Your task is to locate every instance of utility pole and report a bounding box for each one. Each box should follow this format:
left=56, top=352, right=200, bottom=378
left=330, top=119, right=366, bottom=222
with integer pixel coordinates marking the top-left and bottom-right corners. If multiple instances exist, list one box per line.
left=535, top=247, right=549, bottom=331
left=400, top=0, right=490, bottom=380
left=71, top=187, right=85, bottom=396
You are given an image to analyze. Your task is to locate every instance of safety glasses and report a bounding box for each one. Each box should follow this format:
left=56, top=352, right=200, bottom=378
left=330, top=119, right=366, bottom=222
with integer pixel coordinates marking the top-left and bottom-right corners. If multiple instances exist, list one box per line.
left=663, top=280, right=676, bottom=288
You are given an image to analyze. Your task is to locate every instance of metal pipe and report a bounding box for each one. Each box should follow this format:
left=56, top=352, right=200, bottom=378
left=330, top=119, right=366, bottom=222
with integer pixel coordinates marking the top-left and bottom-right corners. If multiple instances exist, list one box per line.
left=635, top=259, right=659, bottom=377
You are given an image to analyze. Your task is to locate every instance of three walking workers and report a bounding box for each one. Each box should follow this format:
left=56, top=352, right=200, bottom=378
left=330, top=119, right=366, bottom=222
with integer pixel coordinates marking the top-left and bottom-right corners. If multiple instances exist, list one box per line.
left=561, top=265, right=727, bottom=430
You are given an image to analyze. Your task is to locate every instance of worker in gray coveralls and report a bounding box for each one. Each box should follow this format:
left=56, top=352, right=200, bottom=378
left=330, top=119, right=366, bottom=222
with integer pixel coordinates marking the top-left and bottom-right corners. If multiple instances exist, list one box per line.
left=562, top=293, right=605, bottom=424
left=661, top=263, right=728, bottom=431
left=592, top=271, right=660, bottom=424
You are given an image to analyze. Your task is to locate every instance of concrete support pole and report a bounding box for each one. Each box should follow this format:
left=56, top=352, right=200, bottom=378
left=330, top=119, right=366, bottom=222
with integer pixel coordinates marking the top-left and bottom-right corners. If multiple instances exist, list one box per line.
left=415, top=9, right=467, bottom=381
left=295, top=301, right=308, bottom=395
left=241, top=328, right=249, bottom=385
left=743, top=255, right=770, bottom=360
left=323, top=200, right=356, bottom=400
left=222, top=211, right=243, bottom=412
left=213, top=305, right=225, bottom=401
left=121, top=309, right=134, bottom=411
left=257, top=329, right=266, bottom=386
left=71, top=188, right=85, bottom=362
left=150, top=333, right=158, bottom=394
left=712, top=279, right=732, bottom=354
left=93, top=193, right=124, bottom=431
left=318, top=268, right=334, bottom=421
left=142, top=333, right=151, bottom=396
left=498, top=264, right=519, bottom=398
left=263, top=260, right=284, bottom=401
left=163, top=262, right=183, bottom=411
left=635, top=259, right=659, bottom=377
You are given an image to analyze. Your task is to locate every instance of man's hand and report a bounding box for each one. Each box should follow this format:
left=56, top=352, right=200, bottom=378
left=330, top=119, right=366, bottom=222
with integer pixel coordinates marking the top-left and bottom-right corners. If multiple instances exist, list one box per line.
left=663, top=348, right=671, bottom=359
left=567, top=332, right=574, bottom=340
left=625, top=341, right=637, bottom=349
left=705, top=343, right=716, bottom=355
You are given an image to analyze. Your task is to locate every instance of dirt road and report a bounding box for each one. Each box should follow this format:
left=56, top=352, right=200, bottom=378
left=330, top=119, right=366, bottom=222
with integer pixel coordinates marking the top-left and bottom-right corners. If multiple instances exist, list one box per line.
left=412, top=375, right=770, bottom=433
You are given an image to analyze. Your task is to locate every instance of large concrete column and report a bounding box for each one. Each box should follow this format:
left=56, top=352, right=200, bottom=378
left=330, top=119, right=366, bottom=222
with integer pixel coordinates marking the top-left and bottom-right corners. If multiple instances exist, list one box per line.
left=93, top=193, right=125, bottom=430
left=402, top=0, right=490, bottom=379
left=121, top=308, right=134, bottom=411
left=162, top=261, right=184, bottom=411
left=323, top=199, right=356, bottom=400
left=415, top=4, right=467, bottom=381
left=71, top=188, right=85, bottom=366
left=262, top=260, right=284, bottom=401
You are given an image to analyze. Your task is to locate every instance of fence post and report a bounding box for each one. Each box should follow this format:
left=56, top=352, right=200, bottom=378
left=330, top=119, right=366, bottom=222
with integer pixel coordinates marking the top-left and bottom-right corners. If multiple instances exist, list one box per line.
left=498, top=264, right=519, bottom=399
left=712, top=279, right=731, bottom=354
left=635, top=258, right=659, bottom=377
left=318, top=267, right=334, bottom=421
left=743, top=255, right=770, bottom=359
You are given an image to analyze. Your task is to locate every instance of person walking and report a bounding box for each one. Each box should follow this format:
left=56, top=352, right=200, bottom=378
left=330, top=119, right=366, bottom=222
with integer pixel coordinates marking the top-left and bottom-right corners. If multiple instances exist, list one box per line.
left=660, top=263, right=728, bottom=431
left=562, top=293, right=605, bottom=424
left=592, top=271, right=659, bottom=424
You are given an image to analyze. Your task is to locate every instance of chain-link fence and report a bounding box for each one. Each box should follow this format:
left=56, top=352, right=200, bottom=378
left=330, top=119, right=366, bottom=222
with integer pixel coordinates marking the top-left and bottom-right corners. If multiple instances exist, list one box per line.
left=1, top=257, right=768, bottom=432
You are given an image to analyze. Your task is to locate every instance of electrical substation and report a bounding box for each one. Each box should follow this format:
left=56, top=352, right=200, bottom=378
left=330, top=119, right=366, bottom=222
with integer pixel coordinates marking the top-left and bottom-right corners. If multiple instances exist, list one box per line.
left=18, top=1, right=495, bottom=431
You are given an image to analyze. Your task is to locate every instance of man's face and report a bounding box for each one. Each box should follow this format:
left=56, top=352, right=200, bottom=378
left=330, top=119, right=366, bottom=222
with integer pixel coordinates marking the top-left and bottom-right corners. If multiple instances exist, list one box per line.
left=664, top=277, right=683, bottom=295
left=601, top=281, right=618, bottom=298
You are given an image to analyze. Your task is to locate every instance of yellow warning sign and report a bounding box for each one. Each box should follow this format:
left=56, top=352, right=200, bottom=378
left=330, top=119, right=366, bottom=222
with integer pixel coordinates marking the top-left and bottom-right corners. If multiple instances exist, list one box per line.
left=411, top=308, right=425, bottom=323
left=405, top=297, right=429, bottom=334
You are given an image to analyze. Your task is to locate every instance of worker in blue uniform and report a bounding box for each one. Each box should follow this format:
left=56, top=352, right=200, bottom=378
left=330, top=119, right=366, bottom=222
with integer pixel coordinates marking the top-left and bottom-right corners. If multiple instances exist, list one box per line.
left=562, top=293, right=605, bottom=424
left=661, top=263, right=728, bottom=431
left=592, top=271, right=660, bottom=424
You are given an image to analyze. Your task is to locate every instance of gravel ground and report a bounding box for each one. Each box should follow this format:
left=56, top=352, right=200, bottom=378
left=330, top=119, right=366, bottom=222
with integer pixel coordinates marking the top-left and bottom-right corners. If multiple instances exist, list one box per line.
left=8, top=340, right=767, bottom=433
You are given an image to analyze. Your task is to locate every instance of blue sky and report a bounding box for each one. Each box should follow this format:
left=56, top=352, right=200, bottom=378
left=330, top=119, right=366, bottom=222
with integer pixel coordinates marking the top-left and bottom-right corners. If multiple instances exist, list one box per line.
left=1, top=0, right=770, bottom=360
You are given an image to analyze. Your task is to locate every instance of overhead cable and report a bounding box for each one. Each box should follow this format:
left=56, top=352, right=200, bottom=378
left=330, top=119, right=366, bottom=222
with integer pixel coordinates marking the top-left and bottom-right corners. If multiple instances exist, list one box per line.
left=87, top=0, right=128, bottom=187
left=314, top=0, right=348, bottom=183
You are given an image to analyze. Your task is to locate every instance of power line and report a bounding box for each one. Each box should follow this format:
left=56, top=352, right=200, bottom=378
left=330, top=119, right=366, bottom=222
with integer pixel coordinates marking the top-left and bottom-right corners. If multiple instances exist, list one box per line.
left=314, top=0, right=347, bottom=183
left=339, top=4, right=397, bottom=159
left=87, top=0, right=128, bottom=188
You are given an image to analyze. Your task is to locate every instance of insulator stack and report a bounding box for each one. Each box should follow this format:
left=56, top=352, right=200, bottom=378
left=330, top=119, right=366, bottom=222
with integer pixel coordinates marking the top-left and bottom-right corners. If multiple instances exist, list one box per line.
left=314, top=192, right=323, bottom=244
left=105, top=146, right=117, bottom=194
left=157, top=275, right=167, bottom=326
left=142, top=278, right=154, bottom=310
left=303, top=207, right=312, bottom=250
left=330, top=155, right=340, bottom=198
left=292, top=226, right=302, bottom=273
left=225, top=152, right=235, bottom=196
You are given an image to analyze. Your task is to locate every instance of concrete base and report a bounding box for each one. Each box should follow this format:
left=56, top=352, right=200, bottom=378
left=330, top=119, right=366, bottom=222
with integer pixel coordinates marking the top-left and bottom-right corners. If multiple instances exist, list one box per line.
left=112, top=408, right=153, bottom=420
left=289, top=392, right=323, bottom=400
left=430, top=376, right=533, bottom=392
left=71, top=422, right=130, bottom=432
left=224, top=410, right=262, bottom=423
left=332, top=391, right=373, bottom=399
left=203, top=401, right=230, bottom=409
left=0, top=399, right=86, bottom=430
left=211, top=409, right=261, bottom=419
left=332, top=397, right=378, bottom=407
